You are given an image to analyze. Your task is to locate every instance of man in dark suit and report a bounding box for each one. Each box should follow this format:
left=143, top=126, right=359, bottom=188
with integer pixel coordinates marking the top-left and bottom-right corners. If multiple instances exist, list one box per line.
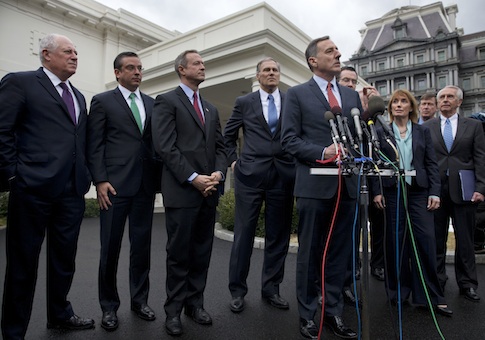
left=87, top=52, right=160, bottom=331
left=0, top=33, right=94, bottom=339
left=151, top=50, right=226, bottom=337
left=425, top=85, right=485, bottom=301
left=281, top=36, right=362, bottom=339
left=224, top=58, right=295, bottom=313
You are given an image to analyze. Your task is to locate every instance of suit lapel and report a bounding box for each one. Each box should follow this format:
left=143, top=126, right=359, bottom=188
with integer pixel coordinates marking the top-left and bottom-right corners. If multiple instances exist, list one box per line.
left=176, top=87, right=205, bottom=133
left=453, top=115, right=467, bottom=152
left=251, top=92, right=271, bottom=135
left=308, top=78, right=331, bottom=111
left=113, top=88, right=141, bottom=132
left=429, top=118, right=447, bottom=152
left=36, top=69, right=72, bottom=123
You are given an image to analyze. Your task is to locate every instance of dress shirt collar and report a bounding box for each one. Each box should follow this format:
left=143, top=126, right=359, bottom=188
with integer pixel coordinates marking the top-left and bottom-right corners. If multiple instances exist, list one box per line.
left=118, top=84, right=140, bottom=100
left=43, top=67, right=72, bottom=90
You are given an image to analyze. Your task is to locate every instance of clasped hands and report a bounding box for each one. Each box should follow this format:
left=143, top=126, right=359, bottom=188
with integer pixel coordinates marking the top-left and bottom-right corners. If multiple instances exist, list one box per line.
left=192, top=172, right=222, bottom=197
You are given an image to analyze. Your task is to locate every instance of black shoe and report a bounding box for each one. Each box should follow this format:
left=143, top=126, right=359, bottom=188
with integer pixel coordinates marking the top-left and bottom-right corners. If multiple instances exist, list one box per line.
left=263, top=294, right=289, bottom=309
left=460, top=288, right=481, bottom=302
left=165, top=316, right=183, bottom=336
left=299, top=318, right=318, bottom=339
left=435, top=305, right=453, bottom=317
left=230, top=296, right=245, bottom=313
left=325, top=315, right=357, bottom=339
left=371, top=267, right=385, bottom=281
left=47, top=314, right=95, bottom=330
left=101, top=311, right=118, bottom=331
left=131, top=303, right=156, bottom=321
left=343, top=288, right=361, bottom=308
left=184, top=306, right=212, bottom=325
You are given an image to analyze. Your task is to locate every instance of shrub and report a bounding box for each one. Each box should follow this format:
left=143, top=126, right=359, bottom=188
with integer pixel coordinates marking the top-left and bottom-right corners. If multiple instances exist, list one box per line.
left=0, top=193, right=99, bottom=219
left=217, top=189, right=298, bottom=237
left=84, top=198, right=100, bottom=218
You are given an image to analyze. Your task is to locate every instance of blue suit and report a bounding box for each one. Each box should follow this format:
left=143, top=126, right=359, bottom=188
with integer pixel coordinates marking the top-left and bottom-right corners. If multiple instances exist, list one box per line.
left=281, top=78, right=362, bottom=319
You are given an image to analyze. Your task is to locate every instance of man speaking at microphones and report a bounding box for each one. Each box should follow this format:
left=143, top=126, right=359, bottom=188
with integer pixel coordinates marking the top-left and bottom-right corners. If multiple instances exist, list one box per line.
left=281, top=36, right=363, bottom=339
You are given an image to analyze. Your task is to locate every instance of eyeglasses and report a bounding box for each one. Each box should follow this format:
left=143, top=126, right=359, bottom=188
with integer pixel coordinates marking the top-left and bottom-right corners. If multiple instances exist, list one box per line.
left=340, top=78, right=358, bottom=85
left=124, top=65, right=144, bottom=72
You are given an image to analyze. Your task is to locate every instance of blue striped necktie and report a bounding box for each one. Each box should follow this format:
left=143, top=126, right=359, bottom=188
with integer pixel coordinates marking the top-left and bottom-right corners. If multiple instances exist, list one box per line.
left=443, top=118, right=453, bottom=152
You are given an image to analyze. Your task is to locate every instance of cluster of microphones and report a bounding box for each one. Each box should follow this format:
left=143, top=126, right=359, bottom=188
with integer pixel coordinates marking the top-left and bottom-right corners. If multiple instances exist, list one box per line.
left=324, top=96, right=395, bottom=161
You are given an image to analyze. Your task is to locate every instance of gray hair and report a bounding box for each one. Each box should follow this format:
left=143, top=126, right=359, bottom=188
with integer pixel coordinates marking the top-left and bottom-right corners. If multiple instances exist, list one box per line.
left=174, top=49, right=199, bottom=78
left=256, top=57, right=281, bottom=73
left=437, top=85, right=463, bottom=100
left=39, top=34, right=62, bottom=63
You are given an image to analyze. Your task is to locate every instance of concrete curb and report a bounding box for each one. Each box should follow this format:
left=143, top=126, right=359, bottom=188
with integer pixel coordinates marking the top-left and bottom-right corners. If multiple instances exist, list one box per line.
left=214, top=223, right=485, bottom=264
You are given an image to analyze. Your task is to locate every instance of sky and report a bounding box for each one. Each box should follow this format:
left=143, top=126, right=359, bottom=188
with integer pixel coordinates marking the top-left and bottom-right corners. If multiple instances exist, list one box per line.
left=94, top=0, right=483, bottom=61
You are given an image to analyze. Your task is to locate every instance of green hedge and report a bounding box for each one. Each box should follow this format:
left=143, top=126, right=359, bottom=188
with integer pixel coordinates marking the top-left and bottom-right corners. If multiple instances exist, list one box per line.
left=217, top=189, right=298, bottom=238
left=0, top=193, right=100, bottom=219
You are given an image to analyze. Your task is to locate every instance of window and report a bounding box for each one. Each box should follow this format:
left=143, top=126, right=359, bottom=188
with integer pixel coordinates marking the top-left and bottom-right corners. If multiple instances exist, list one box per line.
left=438, top=76, right=447, bottom=89
left=361, top=66, right=368, bottom=76
left=481, top=76, right=485, bottom=88
left=437, top=50, right=446, bottom=62
left=378, top=85, right=387, bottom=96
left=378, top=61, right=386, bottom=71
left=417, top=79, right=426, bottom=90
left=397, top=82, right=406, bottom=89
left=415, top=54, right=424, bottom=64
left=396, top=58, right=404, bottom=68
left=479, top=47, right=485, bottom=60
left=462, top=78, right=471, bottom=90
left=395, top=27, right=405, bottom=39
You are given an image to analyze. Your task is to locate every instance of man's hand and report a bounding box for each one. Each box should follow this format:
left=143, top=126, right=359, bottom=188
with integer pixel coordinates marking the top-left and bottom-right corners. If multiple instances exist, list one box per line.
left=96, top=182, right=117, bottom=210
left=427, top=196, right=440, bottom=211
left=471, top=192, right=485, bottom=203
left=373, top=194, right=385, bottom=210
left=192, top=173, right=221, bottom=197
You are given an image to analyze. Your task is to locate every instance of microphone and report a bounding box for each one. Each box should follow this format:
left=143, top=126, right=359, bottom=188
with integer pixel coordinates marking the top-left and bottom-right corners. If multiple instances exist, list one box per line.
left=324, top=111, right=341, bottom=144
left=343, top=117, right=356, bottom=150
left=368, top=96, right=393, bottom=136
left=331, top=106, right=348, bottom=145
left=367, top=118, right=380, bottom=149
left=351, top=108, right=363, bottom=143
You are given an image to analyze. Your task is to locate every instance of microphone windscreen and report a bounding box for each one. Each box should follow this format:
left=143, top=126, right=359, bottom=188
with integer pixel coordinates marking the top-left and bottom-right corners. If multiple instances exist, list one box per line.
left=331, top=106, right=342, bottom=115
left=324, top=111, right=335, bottom=122
left=368, top=96, right=386, bottom=117
left=350, top=108, right=360, bottom=118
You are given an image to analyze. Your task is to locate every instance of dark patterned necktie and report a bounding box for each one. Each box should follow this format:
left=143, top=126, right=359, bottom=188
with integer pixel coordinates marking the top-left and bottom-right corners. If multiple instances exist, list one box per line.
left=193, top=92, right=205, bottom=125
left=59, top=82, right=76, bottom=124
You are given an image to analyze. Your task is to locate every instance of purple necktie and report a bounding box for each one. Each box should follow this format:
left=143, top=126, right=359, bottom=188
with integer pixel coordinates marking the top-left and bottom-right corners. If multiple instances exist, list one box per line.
left=193, top=92, right=205, bottom=125
left=59, top=82, right=76, bottom=124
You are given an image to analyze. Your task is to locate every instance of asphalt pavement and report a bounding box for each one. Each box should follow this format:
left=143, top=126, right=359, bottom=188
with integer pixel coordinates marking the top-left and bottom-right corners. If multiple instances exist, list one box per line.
left=1, top=214, right=485, bottom=339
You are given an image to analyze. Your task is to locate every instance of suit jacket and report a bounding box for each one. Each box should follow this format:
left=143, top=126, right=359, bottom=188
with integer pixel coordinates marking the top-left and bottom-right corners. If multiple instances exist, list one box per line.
left=223, top=90, right=295, bottom=187
left=0, top=67, right=90, bottom=197
left=151, top=86, right=226, bottom=208
left=371, top=123, right=440, bottom=196
left=425, top=115, right=485, bottom=203
left=87, top=87, right=160, bottom=197
left=281, top=78, right=363, bottom=199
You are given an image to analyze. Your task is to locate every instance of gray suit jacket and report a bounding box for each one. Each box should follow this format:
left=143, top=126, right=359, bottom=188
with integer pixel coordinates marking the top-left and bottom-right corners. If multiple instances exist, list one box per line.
left=152, top=86, right=226, bottom=208
left=425, top=115, right=485, bottom=203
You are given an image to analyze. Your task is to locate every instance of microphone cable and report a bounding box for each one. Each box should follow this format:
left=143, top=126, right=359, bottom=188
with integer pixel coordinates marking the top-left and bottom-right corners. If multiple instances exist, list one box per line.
left=317, top=148, right=343, bottom=340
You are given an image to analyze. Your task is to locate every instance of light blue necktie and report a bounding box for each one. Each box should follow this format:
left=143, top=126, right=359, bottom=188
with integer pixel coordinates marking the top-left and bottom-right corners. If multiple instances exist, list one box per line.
left=443, top=118, right=453, bottom=152
left=267, top=94, right=278, bottom=134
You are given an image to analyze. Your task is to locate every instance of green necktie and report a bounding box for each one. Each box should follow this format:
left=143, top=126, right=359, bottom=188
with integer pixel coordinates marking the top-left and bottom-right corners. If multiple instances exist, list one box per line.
left=129, top=93, right=143, bottom=133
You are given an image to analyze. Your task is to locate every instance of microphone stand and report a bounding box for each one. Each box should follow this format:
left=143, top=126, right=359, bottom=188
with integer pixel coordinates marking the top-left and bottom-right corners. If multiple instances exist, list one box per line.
left=311, top=157, right=407, bottom=340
